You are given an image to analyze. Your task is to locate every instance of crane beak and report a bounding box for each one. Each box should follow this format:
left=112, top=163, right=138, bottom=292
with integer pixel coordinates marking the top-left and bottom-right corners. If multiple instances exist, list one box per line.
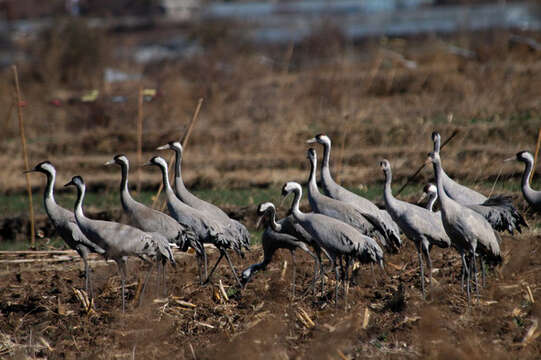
left=306, top=137, right=317, bottom=144
left=503, top=156, right=515, bottom=162
left=64, top=180, right=74, bottom=187
left=424, top=156, right=432, bottom=165
left=142, top=161, right=153, bottom=167
left=23, top=169, right=35, bottom=174
left=156, top=144, right=169, bottom=150
left=417, top=192, right=427, bottom=204
left=104, top=159, right=115, bottom=166
left=255, top=216, right=264, bottom=229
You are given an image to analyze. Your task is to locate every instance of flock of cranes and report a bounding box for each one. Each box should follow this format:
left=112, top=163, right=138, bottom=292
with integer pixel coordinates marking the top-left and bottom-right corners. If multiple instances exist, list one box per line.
left=27, top=131, right=539, bottom=311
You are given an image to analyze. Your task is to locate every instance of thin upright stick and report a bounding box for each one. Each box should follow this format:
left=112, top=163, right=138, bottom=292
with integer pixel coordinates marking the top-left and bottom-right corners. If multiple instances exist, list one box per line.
left=396, top=130, right=459, bottom=196
left=532, top=128, right=541, bottom=184
left=12, top=65, right=35, bottom=248
left=136, top=85, right=143, bottom=193
left=152, top=98, right=204, bottom=209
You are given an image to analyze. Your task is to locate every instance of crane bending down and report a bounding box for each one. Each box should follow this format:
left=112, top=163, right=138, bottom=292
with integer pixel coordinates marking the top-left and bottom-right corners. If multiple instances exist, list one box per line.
left=105, top=154, right=202, bottom=288
left=26, top=162, right=106, bottom=301
left=306, top=148, right=395, bottom=253
left=241, top=202, right=321, bottom=297
left=282, top=181, right=384, bottom=305
left=307, top=134, right=402, bottom=250
left=432, top=132, right=526, bottom=234
left=157, top=141, right=250, bottom=252
left=505, top=151, right=541, bottom=211
left=380, top=160, right=451, bottom=298
left=146, top=156, right=244, bottom=287
left=64, top=176, right=176, bottom=312
left=427, top=152, right=502, bottom=304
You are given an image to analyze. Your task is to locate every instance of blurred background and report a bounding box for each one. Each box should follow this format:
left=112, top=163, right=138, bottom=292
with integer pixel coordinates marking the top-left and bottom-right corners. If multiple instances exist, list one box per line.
left=0, top=0, right=540, bottom=246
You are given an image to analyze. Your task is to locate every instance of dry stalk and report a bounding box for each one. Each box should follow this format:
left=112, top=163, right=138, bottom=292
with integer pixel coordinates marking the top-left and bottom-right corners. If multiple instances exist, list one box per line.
left=12, top=65, right=35, bottom=248
left=136, top=85, right=143, bottom=193
left=521, top=319, right=539, bottom=346
left=280, top=260, right=288, bottom=281
left=362, top=307, right=370, bottom=329
left=533, top=128, right=541, bottom=184
left=218, top=280, right=229, bottom=302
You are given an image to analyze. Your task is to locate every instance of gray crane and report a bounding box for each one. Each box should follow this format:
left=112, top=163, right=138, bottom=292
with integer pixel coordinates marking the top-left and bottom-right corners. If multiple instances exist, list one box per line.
left=145, top=156, right=244, bottom=287
left=241, top=202, right=320, bottom=297
left=306, top=148, right=395, bottom=252
left=307, top=134, right=402, bottom=250
left=104, top=154, right=204, bottom=284
left=25, top=161, right=106, bottom=301
left=432, top=132, right=526, bottom=234
left=281, top=181, right=384, bottom=305
left=64, top=176, right=176, bottom=312
left=427, top=152, right=502, bottom=304
left=505, top=151, right=541, bottom=211
left=157, top=141, right=250, bottom=252
left=419, top=183, right=438, bottom=211
left=380, top=160, right=451, bottom=298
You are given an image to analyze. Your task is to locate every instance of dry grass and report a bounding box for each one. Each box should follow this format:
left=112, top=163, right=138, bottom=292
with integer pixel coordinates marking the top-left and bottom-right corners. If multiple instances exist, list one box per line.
left=2, top=28, right=540, bottom=195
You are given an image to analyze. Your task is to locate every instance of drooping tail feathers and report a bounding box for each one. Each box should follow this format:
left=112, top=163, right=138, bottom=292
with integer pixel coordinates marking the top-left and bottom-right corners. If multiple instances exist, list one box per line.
left=472, top=195, right=527, bottom=234
left=150, top=232, right=176, bottom=268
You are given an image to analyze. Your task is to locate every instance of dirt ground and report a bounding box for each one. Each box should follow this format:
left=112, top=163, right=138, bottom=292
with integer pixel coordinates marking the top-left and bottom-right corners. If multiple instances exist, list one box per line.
left=1, top=215, right=540, bottom=359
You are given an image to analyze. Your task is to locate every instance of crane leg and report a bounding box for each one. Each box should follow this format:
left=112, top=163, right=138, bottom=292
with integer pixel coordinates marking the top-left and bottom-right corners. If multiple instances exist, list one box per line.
left=202, top=244, right=208, bottom=283
left=138, top=262, right=155, bottom=306
left=290, top=251, right=296, bottom=299
left=82, top=256, right=94, bottom=305
left=204, top=252, right=224, bottom=284
left=461, top=253, right=471, bottom=305
left=161, top=260, right=167, bottom=297
left=344, top=256, right=351, bottom=309
left=481, top=258, right=486, bottom=288
left=424, top=246, right=433, bottom=294
left=116, top=259, right=128, bottom=313
left=223, top=250, right=242, bottom=288
left=417, top=247, right=425, bottom=300
left=472, top=252, right=479, bottom=298
left=334, top=262, right=340, bottom=307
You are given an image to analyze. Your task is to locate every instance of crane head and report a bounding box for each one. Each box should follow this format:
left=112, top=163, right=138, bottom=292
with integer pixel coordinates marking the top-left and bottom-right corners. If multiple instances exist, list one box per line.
left=379, top=159, right=391, bottom=172
left=423, top=183, right=437, bottom=195
left=306, top=148, right=317, bottom=161
left=431, top=132, right=441, bottom=153
left=104, top=154, right=129, bottom=167
left=25, top=161, right=55, bottom=175
left=64, top=175, right=84, bottom=188
left=506, top=151, right=533, bottom=164
left=144, top=156, right=167, bottom=169
left=157, top=141, right=182, bottom=153
left=281, top=181, right=301, bottom=198
left=306, top=133, right=331, bottom=146
left=426, top=151, right=440, bottom=165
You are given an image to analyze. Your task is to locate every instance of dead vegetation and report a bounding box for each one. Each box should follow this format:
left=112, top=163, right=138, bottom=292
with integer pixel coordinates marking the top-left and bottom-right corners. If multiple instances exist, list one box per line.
left=0, top=230, right=540, bottom=359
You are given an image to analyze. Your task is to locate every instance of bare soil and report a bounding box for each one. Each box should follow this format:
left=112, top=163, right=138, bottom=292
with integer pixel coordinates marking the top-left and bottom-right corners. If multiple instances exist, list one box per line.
left=1, top=223, right=540, bottom=359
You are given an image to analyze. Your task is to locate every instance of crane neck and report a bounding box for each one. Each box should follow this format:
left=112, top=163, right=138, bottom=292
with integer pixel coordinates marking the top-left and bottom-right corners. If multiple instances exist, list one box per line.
left=73, top=183, right=87, bottom=221
left=43, top=171, right=56, bottom=209
left=433, top=159, right=451, bottom=210
left=289, top=188, right=306, bottom=222
left=427, top=193, right=437, bottom=212
left=158, top=164, right=174, bottom=194
left=521, top=157, right=536, bottom=201
left=267, top=209, right=282, bottom=232
left=172, top=147, right=187, bottom=192
left=383, top=168, right=395, bottom=207
left=119, top=162, right=133, bottom=206
left=321, top=142, right=332, bottom=183
left=308, top=156, right=319, bottom=195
